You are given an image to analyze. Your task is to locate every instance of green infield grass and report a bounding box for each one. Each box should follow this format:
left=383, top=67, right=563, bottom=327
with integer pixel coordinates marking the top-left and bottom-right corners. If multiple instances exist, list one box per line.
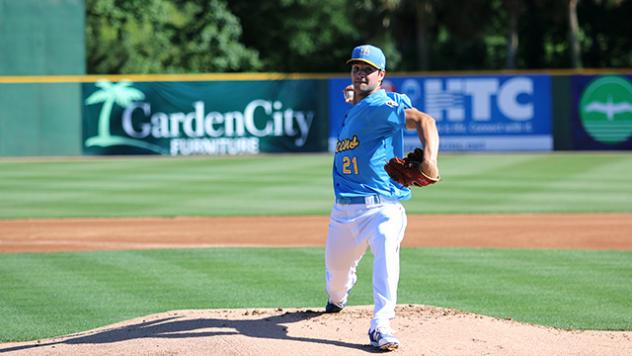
left=0, top=247, right=630, bottom=342
left=0, top=152, right=631, bottom=218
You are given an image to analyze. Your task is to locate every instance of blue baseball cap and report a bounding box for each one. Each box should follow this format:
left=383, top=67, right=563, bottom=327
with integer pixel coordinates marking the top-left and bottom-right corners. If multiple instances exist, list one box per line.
left=346, top=44, right=386, bottom=70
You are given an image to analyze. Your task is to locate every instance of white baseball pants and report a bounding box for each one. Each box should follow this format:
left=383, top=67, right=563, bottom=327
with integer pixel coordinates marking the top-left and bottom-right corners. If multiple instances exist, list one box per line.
left=325, top=197, right=407, bottom=332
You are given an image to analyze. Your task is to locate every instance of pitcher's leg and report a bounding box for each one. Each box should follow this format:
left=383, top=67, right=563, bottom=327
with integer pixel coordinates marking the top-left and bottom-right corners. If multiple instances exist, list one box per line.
left=368, top=202, right=407, bottom=332
left=325, top=208, right=368, bottom=308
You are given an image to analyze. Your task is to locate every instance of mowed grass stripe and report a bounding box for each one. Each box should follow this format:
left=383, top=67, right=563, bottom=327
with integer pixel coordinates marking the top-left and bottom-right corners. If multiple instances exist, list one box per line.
left=0, top=254, right=121, bottom=341
left=1, top=248, right=631, bottom=342
left=1, top=153, right=632, bottom=218
left=0, top=248, right=327, bottom=342
left=398, top=248, right=632, bottom=330
left=0, top=155, right=333, bottom=218
left=416, top=153, right=632, bottom=213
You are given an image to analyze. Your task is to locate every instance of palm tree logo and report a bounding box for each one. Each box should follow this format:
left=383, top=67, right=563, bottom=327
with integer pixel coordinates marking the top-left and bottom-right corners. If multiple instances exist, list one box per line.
left=85, top=80, right=164, bottom=154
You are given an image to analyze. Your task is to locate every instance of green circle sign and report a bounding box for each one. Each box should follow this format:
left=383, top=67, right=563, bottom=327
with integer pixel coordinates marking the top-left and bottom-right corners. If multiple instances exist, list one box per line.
left=579, top=76, right=632, bottom=144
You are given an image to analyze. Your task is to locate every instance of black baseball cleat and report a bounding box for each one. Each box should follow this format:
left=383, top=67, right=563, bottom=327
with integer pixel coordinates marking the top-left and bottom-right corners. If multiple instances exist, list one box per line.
left=325, top=301, right=344, bottom=313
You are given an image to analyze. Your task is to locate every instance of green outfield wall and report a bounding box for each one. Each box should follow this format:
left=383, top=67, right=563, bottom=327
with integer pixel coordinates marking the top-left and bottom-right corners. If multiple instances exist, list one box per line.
left=1, top=71, right=631, bottom=157
left=0, top=0, right=85, bottom=76
left=0, top=83, right=83, bottom=156
left=0, top=0, right=85, bottom=156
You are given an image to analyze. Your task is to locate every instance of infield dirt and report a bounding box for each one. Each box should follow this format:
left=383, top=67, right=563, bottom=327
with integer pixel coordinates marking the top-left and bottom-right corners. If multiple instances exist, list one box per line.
left=1, top=213, right=631, bottom=355
left=2, top=213, right=632, bottom=253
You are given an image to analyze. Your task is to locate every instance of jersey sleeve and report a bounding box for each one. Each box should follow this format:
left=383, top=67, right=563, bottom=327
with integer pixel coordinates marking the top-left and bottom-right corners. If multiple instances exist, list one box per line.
left=399, top=93, right=413, bottom=109
left=385, top=92, right=412, bottom=129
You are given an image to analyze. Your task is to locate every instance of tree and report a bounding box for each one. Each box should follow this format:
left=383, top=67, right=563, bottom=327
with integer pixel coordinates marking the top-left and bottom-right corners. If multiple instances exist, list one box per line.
left=425, top=0, right=495, bottom=70
left=85, top=0, right=631, bottom=73
left=228, top=0, right=358, bottom=72
left=503, top=0, right=523, bottom=69
left=413, top=1, right=435, bottom=70
left=580, top=0, right=632, bottom=68
left=568, top=0, right=582, bottom=68
left=164, top=0, right=262, bottom=72
left=86, top=0, right=261, bottom=74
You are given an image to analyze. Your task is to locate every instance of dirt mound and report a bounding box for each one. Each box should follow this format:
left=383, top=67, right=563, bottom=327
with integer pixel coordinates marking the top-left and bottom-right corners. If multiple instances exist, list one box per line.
left=1, top=305, right=630, bottom=355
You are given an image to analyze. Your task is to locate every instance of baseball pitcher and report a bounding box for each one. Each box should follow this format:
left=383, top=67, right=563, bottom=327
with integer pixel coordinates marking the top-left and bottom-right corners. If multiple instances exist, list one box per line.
left=325, top=44, right=440, bottom=351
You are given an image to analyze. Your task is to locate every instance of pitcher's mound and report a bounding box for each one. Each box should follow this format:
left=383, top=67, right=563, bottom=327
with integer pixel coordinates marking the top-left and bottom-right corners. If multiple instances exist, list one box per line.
left=2, top=305, right=631, bottom=355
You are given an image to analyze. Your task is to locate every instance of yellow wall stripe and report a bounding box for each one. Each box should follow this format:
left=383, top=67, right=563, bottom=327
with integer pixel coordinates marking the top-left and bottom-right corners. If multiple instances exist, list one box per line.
left=0, top=72, right=337, bottom=84
left=0, top=69, right=631, bottom=84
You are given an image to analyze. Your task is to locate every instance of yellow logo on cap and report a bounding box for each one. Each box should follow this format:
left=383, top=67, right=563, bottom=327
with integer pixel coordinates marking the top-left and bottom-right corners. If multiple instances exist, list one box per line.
left=360, top=47, right=370, bottom=55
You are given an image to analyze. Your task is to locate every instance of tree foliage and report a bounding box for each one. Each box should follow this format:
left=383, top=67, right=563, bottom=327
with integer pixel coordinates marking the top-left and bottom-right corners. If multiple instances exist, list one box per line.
left=85, top=0, right=632, bottom=74
left=227, top=0, right=359, bottom=72
left=86, top=0, right=260, bottom=74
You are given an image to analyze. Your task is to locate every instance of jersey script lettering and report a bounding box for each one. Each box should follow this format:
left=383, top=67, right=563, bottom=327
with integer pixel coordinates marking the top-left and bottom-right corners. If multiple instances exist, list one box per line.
left=336, top=135, right=360, bottom=153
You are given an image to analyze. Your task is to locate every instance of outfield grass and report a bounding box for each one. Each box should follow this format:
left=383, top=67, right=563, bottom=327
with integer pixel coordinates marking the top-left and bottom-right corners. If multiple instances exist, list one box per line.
left=0, top=247, right=630, bottom=342
left=0, top=152, right=631, bottom=218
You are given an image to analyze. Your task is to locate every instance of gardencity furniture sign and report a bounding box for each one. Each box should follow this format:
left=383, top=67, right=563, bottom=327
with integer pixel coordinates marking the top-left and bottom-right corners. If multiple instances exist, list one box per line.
left=82, top=79, right=328, bottom=155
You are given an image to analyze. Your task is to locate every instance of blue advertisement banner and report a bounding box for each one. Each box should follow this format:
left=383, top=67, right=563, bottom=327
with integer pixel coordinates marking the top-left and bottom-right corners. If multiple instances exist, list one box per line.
left=571, top=75, right=632, bottom=150
left=328, top=74, right=553, bottom=152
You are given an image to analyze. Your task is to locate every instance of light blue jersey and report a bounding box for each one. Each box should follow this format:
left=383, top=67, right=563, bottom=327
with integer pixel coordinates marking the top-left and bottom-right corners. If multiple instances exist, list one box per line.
left=333, top=89, right=413, bottom=200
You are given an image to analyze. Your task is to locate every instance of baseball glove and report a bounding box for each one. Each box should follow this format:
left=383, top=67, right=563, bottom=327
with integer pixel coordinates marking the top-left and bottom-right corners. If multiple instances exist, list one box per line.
left=384, top=148, right=440, bottom=187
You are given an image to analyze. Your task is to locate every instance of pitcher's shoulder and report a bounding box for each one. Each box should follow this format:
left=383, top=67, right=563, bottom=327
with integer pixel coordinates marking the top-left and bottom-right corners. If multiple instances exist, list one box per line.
left=367, top=91, right=399, bottom=108
left=385, top=91, right=413, bottom=108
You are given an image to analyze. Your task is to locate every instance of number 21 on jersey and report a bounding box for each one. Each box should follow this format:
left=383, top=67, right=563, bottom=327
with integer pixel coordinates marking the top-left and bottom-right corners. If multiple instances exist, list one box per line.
left=342, top=156, right=359, bottom=175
